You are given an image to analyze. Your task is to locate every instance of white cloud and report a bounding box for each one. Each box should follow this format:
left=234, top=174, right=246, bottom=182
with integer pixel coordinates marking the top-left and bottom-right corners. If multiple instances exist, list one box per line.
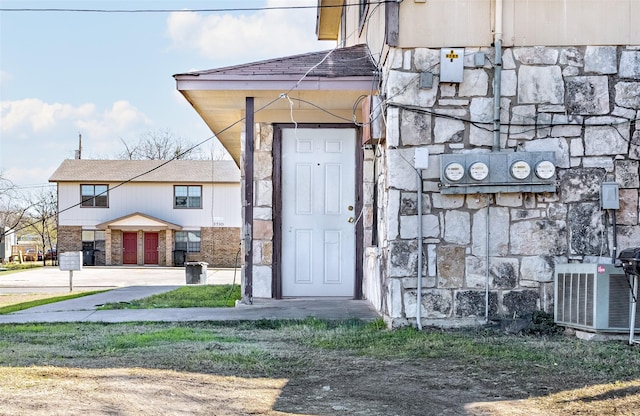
left=1, top=98, right=95, bottom=134
left=75, top=100, right=152, bottom=139
left=0, top=98, right=153, bottom=182
left=4, top=165, right=58, bottom=188
left=1, top=98, right=151, bottom=138
left=167, top=0, right=334, bottom=64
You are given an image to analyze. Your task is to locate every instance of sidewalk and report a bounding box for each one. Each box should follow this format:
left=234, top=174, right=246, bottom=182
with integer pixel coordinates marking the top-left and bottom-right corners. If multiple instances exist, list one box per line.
left=0, top=267, right=380, bottom=323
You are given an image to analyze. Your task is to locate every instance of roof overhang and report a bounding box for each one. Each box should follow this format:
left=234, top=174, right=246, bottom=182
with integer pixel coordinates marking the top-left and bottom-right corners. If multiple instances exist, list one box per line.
left=96, top=212, right=182, bottom=231
left=175, top=74, right=375, bottom=165
left=316, top=0, right=343, bottom=41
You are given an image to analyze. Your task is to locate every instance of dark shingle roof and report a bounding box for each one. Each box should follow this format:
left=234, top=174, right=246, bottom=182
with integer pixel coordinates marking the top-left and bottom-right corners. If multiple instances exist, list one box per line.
left=176, top=44, right=377, bottom=78
left=49, top=159, right=240, bottom=183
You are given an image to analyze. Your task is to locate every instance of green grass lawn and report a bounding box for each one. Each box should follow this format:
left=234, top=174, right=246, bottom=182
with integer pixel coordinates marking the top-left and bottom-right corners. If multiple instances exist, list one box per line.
left=0, top=319, right=638, bottom=415
left=98, top=284, right=241, bottom=309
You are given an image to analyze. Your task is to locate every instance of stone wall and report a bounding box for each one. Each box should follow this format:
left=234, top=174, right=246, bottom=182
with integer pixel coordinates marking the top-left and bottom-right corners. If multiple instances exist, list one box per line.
left=252, top=123, right=274, bottom=297
left=378, top=45, right=640, bottom=327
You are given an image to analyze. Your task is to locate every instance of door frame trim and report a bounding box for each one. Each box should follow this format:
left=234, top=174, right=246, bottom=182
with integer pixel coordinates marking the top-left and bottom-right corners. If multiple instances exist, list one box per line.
left=273, top=124, right=363, bottom=299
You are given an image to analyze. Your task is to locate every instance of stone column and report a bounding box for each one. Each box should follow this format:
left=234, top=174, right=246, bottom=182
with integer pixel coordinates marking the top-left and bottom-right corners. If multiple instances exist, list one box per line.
left=137, top=230, right=143, bottom=265
left=105, top=229, right=112, bottom=265
left=165, top=230, right=173, bottom=266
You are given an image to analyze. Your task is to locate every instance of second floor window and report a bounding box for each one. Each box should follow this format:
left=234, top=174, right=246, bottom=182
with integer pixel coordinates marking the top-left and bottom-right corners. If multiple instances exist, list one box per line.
left=174, top=185, right=202, bottom=209
left=81, top=184, right=108, bottom=207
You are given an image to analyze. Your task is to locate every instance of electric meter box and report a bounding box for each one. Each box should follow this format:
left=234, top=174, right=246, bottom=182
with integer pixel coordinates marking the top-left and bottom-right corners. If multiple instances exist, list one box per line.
left=440, top=48, right=464, bottom=83
left=439, top=151, right=557, bottom=194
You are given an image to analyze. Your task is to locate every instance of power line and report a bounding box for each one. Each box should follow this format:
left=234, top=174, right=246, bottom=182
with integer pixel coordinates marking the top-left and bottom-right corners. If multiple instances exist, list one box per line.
left=0, top=1, right=386, bottom=13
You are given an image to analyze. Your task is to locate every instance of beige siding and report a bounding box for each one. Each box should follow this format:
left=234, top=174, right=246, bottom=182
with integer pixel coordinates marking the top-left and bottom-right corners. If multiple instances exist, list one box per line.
left=398, top=0, right=492, bottom=48
left=347, top=0, right=640, bottom=49
left=342, top=1, right=386, bottom=47
left=505, top=0, right=640, bottom=46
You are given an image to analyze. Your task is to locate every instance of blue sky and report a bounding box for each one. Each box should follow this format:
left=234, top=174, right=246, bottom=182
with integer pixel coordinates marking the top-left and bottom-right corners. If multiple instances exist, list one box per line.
left=0, top=0, right=334, bottom=191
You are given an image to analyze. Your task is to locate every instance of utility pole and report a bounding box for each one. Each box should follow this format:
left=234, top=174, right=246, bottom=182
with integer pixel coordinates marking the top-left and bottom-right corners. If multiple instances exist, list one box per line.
left=75, top=133, right=82, bottom=159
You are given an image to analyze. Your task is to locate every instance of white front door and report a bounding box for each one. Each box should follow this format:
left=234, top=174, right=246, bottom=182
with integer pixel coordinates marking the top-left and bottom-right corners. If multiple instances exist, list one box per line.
left=281, top=128, right=356, bottom=297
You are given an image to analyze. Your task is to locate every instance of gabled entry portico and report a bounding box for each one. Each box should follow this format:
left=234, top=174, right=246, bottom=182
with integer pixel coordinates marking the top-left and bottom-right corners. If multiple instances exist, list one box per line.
left=174, top=45, right=377, bottom=302
left=96, top=212, right=181, bottom=266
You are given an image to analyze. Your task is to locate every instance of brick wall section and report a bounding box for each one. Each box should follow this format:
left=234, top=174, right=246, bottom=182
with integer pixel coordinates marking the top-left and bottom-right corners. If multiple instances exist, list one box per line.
left=185, top=227, right=241, bottom=268
left=111, top=230, right=123, bottom=265
left=57, top=226, right=82, bottom=252
left=158, top=230, right=167, bottom=266
left=94, top=239, right=105, bottom=266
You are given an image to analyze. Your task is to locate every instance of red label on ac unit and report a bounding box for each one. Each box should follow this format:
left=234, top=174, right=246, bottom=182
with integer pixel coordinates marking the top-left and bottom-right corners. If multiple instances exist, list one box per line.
left=597, top=265, right=605, bottom=273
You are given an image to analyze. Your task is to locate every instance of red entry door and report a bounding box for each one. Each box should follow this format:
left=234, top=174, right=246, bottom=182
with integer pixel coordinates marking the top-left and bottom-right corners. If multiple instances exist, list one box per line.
left=144, top=232, right=159, bottom=265
left=123, top=232, right=138, bottom=264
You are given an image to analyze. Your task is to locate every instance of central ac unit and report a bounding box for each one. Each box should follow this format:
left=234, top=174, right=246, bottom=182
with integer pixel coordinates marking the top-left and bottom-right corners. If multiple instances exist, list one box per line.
left=555, top=263, right=640, bottom=333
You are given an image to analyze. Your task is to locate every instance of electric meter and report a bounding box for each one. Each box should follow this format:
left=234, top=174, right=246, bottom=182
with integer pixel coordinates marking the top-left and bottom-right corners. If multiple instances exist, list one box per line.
left=444, top=162, right=465, bottom=182
left=468, top=162, right=489, bottom=181
left=535, top=160, right=556, bottom=179
left=510, top=160, right=531, bottom=180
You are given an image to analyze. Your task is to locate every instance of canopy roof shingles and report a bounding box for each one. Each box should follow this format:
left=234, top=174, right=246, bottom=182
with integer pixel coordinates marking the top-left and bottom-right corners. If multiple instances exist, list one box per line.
left=173, top=44, right=378, bottom=164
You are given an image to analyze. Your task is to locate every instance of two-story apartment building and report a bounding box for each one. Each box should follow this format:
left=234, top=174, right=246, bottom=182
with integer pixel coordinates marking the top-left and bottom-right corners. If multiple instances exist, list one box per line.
left=49, top=159, right=241, bottom=268
left=175, top=0, right=640, bottom=328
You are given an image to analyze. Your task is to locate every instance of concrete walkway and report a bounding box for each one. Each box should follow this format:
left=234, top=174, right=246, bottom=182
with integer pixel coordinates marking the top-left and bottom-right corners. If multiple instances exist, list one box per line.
left=0, top=267, right=380, bottom=324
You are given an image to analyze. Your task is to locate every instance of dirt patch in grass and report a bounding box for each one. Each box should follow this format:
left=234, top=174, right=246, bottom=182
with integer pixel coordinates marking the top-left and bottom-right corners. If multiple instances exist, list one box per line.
left=0, top=366, right=292, bottom=416
left=0, top=294, right=59, bottom=308
left=0, top=321, right=639, bottom=415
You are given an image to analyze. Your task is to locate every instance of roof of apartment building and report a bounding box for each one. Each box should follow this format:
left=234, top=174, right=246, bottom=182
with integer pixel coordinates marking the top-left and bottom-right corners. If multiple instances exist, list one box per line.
left=174, top=44, right=377, bottom=79
left=49, top=159, right=240, bottom=183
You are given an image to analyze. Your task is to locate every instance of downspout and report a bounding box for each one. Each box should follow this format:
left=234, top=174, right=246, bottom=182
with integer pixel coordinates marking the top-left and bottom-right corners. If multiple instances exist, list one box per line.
left=486, top=0, right=504, bottom=323
left=417, top=171, right=423, bottom=330
left=612, top=209, right=618, bottom=260
left=493, top=0, right=503, bottom=152
left=485, top=196, right=491, bottom=323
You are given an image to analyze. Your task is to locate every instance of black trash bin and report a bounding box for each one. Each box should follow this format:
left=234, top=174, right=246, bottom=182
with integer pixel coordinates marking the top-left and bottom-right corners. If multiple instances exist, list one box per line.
left=173, top=250, right=186, bottom=267
left=82, top=249, right=95, bottom=266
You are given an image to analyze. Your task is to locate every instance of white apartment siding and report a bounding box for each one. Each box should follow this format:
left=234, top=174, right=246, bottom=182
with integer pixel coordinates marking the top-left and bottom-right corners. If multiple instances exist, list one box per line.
left=57, top=182, right=241, bottom=228
left=344, top=0, right=640, bottom=52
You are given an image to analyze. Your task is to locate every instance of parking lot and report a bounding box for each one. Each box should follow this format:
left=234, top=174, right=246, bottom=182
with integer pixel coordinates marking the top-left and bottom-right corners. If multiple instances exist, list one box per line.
left=0, top=266, right=239, bottom=294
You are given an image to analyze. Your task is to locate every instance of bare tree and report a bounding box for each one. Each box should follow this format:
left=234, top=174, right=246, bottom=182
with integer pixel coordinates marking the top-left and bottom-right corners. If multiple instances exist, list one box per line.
left=24, top=187, right=58, bottom=266
left=117, top=129, right=208, bottom=160
left=0, top=175, right=28, bottom=242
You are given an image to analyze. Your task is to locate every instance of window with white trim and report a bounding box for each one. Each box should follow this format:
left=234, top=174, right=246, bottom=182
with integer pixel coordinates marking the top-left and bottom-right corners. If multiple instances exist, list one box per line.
left=81, top=184, right=108, bottom=207
left=174, top=185, right=202, bottom=209
left=174, top=231, right=201, bottom=252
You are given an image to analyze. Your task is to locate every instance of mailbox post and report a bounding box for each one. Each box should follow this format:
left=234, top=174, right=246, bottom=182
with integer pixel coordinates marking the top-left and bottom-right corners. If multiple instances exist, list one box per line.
left=58, top=251, right=83, bottom=292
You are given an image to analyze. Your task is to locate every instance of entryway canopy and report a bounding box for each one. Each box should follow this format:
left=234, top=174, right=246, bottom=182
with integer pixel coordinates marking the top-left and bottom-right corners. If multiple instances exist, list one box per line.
left=173, top=44, right=378, bottom=165
left=96, top=212, right=182, bottom=231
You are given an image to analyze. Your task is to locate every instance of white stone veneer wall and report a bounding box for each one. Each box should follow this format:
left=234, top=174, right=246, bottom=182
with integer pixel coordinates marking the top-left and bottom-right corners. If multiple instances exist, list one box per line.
left=251, top=123, right=274, bottom=298
left=374, top=45, right=640, bottom=328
